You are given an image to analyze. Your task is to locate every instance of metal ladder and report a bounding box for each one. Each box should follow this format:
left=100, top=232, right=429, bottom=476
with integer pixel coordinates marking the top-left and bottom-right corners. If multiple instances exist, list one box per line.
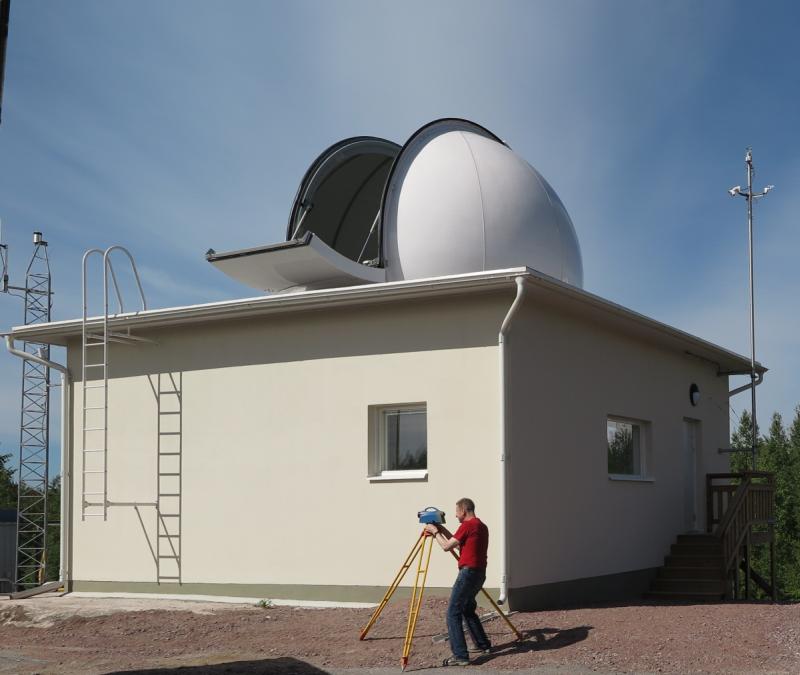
left=156, top=372, right=182, bottom=584
left=80, top=246, right=148, bottom=521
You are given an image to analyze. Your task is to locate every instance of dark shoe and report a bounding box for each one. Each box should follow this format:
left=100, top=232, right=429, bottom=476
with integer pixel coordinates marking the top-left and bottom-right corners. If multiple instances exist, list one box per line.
left=442, top=656, right=470, bottom=666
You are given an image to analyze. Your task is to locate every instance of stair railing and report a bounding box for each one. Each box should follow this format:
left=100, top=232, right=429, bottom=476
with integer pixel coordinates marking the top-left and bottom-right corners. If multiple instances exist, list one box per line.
left=711, top=472, right=775, bottom=598
left=706, top=473, right=741, bottom=533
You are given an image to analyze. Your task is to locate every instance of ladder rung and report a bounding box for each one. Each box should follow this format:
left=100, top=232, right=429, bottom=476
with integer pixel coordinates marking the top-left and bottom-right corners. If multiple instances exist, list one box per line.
left=83, top=492, right=106, bottom=496
left=159, top=493, right=180, bottom=497
left=158, top=391, right=180, bottom=395
left=84, top=384, right=106, bottom=389
left=84, top=364, right=106, bottom=368
left=83, top=426, right=106, bottom=431
left=159, top=513, right=180, bottom=517
left=83, top=448, right=106, bottom=453
left=160, top=411, right=181, bottom=415
left=159, top=452, right=181, bottom=456
left=159, top=432, right=181, bottom=436
left=84, top=405, right=106, bottom=410
left=158, top=534, right=180, bottom=539
left=82, top=470, right=105, bottom=474
left=84, top=342, right=105, bottom=347
left=83, top=513, right=106, bottom=517
left=158, top=576, right=181, bottom=580
left=158, top=555, right=179, bottom=559
left=159, top=473, right=180, bottom=477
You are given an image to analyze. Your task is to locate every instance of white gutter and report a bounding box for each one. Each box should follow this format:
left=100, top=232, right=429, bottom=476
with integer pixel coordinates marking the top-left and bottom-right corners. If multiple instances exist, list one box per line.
left=4, top=335, right=71, bottom=586
left=5, top=266, right=765, bottom=377
left=10, top=268, right=531, bottom=343
left=497, top=276, right=526, bottom=605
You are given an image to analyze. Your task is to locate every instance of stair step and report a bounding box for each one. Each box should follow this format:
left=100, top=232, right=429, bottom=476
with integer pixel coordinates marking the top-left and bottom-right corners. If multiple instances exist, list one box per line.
left=644, top=590, right=725, bottom=602
left=665, top=554, right=723, bottom=568
left=658, top=566, right=723, bottom=580
left=671, top=542, right=722, bottom=555
left=676, top=534, right=717, bottom=544
left=652, top=578, right=725, bottom=593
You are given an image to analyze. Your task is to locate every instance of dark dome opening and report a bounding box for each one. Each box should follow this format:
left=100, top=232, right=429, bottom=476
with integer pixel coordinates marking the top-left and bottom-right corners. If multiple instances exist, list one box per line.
left=287, top=137, right=400, bottom=265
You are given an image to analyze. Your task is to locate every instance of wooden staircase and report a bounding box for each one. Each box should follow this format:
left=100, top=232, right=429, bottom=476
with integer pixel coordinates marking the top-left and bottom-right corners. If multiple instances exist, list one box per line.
left=645, top=534, right=725, bottom=601
left=645, top=472, right=777, bottom=602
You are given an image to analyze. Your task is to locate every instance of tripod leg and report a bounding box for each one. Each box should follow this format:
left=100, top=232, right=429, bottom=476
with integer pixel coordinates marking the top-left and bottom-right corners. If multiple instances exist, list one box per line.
left=359, top=532, right=426, bottom=640
left=401, top=533, right=434, bottom=670
left=478, top=587, right=523, bottom=641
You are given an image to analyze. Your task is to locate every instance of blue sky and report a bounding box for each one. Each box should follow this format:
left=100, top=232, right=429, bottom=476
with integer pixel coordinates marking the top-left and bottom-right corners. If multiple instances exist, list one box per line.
left=0, top=1, right=798, bottom=477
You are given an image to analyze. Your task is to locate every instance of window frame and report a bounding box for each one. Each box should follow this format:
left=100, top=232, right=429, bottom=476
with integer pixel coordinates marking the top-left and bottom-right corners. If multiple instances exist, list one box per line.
left=368, top=402, right=428, bottom=482
left=606, top=415, right=653, bottom=482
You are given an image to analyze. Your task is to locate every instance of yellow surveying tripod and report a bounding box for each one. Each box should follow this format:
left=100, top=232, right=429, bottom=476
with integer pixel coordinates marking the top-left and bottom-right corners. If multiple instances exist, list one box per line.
left=360, top=512, right=522, bottom=670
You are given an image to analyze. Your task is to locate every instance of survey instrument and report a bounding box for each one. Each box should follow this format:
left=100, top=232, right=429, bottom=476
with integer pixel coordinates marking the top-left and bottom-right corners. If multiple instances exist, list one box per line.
left=359, top=507, right=522, bottom=670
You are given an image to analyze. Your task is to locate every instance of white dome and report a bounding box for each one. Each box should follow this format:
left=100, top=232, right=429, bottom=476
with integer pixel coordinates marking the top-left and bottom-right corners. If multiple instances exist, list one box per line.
left=382, top=119, right=583, bottom=287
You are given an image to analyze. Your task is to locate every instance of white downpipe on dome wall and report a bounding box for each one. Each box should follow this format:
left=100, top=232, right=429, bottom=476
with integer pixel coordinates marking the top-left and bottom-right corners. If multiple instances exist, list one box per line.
left=497, top=275, right=526, bottom=605
left=4, top=335, right=72, bottom=585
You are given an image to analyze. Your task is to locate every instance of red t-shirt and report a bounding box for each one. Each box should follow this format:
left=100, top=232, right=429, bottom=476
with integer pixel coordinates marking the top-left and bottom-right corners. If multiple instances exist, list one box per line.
left=453, top=517, right=488, bottom=569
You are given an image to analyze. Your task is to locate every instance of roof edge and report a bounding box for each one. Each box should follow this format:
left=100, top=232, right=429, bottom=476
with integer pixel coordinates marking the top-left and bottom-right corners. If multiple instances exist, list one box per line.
left=4, top=266, right=763, bottom=375
left=6, top=268, right=529, bottom=344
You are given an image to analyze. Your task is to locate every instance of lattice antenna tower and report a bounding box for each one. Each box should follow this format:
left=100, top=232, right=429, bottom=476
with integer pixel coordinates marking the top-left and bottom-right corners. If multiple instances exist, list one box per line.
left=1, top=228, right=53, bottom=589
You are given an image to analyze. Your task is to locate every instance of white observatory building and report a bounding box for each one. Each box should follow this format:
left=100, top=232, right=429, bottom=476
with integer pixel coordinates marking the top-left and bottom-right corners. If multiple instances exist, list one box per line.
left=5, top=119, right=761, bottom=609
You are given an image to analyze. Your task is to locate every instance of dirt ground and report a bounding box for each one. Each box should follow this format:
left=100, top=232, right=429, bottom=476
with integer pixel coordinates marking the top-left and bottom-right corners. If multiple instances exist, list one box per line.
left=0, top=594, right=798, bottom=674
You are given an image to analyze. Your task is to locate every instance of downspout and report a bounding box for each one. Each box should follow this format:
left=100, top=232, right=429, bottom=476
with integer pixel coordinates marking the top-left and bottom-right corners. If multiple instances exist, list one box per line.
left=498, top=275, right=526, bottom=605
left=729, top=371, right=764, bottom=397
left=4, top=335, right=71, bottom=586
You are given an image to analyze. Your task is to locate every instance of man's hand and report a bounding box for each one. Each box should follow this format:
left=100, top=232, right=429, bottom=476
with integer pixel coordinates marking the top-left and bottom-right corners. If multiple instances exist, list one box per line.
left=424, top=523, right=440, bottom=536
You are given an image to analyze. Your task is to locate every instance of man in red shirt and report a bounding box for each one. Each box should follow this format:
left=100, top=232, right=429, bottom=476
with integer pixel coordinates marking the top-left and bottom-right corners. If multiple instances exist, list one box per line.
left=425, top=497, right=491, bottom=666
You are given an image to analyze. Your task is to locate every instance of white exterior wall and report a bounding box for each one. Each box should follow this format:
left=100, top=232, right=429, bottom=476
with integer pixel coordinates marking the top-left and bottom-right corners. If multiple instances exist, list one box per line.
left=61, top=283, right=740, bottom=605
left=67, top=295, right=506, bottom=595
left=506, top=296, right=730, bottom=592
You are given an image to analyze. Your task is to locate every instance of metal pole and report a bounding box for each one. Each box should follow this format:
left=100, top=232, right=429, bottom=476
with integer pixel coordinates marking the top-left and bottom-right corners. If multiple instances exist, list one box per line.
left=729, top=152, right=772, bottom=470
left=745, top=150, right=757, bottom=471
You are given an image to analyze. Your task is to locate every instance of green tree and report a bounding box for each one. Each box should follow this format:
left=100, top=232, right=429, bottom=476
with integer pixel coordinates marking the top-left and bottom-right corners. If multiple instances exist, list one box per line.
left=45, top=475, right=61, bottom=581
left=783, top=407, right=800, bottom=598
left=0, top=452, right=17, bottom=511
left=0, top=450, right=62, bottom=583
left=728, top=409, right=800, bottom=600
left=758, top=413, right=789, bottom=598
left=730, top=410, right=760, bottom=474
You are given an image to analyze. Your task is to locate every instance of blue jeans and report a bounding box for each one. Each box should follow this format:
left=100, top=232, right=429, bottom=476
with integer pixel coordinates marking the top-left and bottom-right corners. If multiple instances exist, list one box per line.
left=447, top=567, right=491, bottom=660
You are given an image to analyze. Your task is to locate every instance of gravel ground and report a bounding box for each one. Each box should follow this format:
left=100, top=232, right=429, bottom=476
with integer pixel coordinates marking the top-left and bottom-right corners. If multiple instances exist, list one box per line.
left=0, top=594, right=798, bottom=674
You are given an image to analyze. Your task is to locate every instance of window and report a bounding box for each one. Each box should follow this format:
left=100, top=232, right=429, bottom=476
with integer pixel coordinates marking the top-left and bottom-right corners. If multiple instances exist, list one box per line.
left=369, top=404, right=427, bottom=480
left=607, top=417, right=650, bottom=479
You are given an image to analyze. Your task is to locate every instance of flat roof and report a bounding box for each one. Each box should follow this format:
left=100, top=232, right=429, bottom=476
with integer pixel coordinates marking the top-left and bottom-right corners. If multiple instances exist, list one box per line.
left=3, top=266, right=762, bottom=376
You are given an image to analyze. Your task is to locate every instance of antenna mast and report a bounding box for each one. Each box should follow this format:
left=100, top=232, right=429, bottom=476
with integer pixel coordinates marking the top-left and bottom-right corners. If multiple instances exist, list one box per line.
left=728, top=150, right=773, bottom=470
left=1, top=229, right=54, bottom=589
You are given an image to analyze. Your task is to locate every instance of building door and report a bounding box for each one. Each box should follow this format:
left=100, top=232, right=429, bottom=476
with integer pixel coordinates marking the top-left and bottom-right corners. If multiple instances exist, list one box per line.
left=683, top=419, right=701, bottom=532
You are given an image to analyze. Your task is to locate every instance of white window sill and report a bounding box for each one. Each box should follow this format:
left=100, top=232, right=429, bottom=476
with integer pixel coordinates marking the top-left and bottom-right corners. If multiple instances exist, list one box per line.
left=368, top=470, right=428, bottom=482
left=608, top=474, right=655, bottom=483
